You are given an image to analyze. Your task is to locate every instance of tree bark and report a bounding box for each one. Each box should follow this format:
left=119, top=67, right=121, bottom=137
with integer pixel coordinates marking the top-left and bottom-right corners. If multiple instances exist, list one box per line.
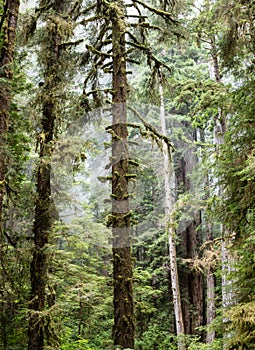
left=206, top=225, right=216, bottom=344
left=28, top=1, right=66, bottom=349
left=110, top=1, right=135, bottom=348
left=0, top=1, right=20, bottom=348
left=0, top=0, right=20, bottom=240
left=159, top=81, right=185, bottom=349
left=176, top=135, right=205, bottom=336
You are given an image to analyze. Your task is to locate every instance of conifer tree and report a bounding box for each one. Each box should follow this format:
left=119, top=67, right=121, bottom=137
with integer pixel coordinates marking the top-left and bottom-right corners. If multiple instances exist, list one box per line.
left=27, top=1, right=75, bottom=348
left=209, top=1, right=255, bottom=347
left=110, top=1, right=135, bottom=347
left=81, top=1, right=179, bottom=347
left=0, top=1, right=20, bottom=347
left=0, top=0, right=20, bottom=247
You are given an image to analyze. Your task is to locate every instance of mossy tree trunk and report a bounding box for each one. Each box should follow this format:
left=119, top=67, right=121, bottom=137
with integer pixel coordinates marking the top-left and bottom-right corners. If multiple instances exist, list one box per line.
left=110, top=1, right=135, bottom=348
left=28, top=1, right=66, bottom=349
left=0, top=1, right=20, bottom=348
left=0, top=0, right=20, bottom=243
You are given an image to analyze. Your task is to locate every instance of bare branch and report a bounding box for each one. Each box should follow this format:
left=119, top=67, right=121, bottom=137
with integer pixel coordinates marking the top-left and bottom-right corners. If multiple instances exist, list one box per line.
left=79, top=15, right=99, bottom=26
left=86, top=88, right=114, bottom=96
left=59, top=39, right=84, bottom=49
left=80, top=3, right=97, bottom=16
left=129, top=21, right=166, bottom=32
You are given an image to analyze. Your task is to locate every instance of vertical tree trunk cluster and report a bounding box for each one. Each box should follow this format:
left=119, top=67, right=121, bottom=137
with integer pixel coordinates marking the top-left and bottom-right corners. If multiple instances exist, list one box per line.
left=28, top=1, right=66, bottom=349
left=110, top=1, right=135, bottom=348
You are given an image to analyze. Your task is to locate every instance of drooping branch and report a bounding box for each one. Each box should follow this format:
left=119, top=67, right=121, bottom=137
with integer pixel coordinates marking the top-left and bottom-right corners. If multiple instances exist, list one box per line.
left=132, top=0, right=178, bottom=24
left=86, top=44, right=112, bottom=58
left=59, top=38, right=84, bottom=49
left=68, top=0, right=88, bottom=20
left=80, top=2, right=97, bottom=16
left=129, top=21, right=169, bottom=33
left=23, top=0, right=58, bottom=41
left=86, top=88, right=114, bottom=96
left=128, top=105, right=174, bottom=152
left=79, top=15, right=100, bottom=26
left=81, top=21, right=111, bottom=64
left=126, top=33, right=172, bottom=74
left=101, top=60, right=113, bottom=71
left=35, top=1, right=55, bottom=13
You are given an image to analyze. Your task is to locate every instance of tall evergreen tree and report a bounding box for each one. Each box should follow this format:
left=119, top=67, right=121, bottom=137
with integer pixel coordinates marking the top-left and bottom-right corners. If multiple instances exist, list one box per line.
left=81, top=1, right=179, bottom=347
left=27, top=1, right=75, bottom=348
left=0, top=0, right=20, bottom=246
left=110, top=1, right=135, bottom=347
left=0, top=1, right=20, bottom=347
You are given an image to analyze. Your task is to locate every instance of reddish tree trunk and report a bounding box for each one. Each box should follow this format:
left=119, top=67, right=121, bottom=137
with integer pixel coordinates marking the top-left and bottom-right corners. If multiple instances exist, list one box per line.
left=177, top=149, right=205, bottom=335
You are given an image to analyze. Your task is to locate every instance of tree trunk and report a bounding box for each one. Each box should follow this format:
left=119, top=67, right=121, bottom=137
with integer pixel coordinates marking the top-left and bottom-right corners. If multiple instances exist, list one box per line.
left=111, top=1, right=135, bottom=348
left=210, top=38, right=233, bottom=348
left=181, top=230, right=205, bottom=335
left=176, top=135, right=205, bottom=336
left=0, top=0, right=20, bottom=241
left=28, top=1, right=65, bottom=349
left=199, top=126, right=217, bottom=344
left=0, top=1, right=20, bottom=348
left=159, top=82, right=185, bottom=349
left=206, top=225, right=216, bottom=344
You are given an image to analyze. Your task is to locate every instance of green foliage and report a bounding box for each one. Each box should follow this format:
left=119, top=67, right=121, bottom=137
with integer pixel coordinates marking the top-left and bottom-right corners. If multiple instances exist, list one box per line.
left=6, top=58, right=32, bottom=188
left=226, top=301, right=255, bottom=349
left=60, top=329, right=95, bottom=350
left=215, top=81, right=255, bottom=237
left=0, top=48, right=33, bottom=350
left=188, top=338, right=223, bottom=350
left=49, top=221, right=113, bottom=350
left=136, top=324, right=177, bottom=350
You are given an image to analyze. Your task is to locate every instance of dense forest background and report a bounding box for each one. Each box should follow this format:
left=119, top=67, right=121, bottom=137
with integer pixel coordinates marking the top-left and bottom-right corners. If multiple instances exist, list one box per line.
left=0, top=0, right=255, bottom=349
